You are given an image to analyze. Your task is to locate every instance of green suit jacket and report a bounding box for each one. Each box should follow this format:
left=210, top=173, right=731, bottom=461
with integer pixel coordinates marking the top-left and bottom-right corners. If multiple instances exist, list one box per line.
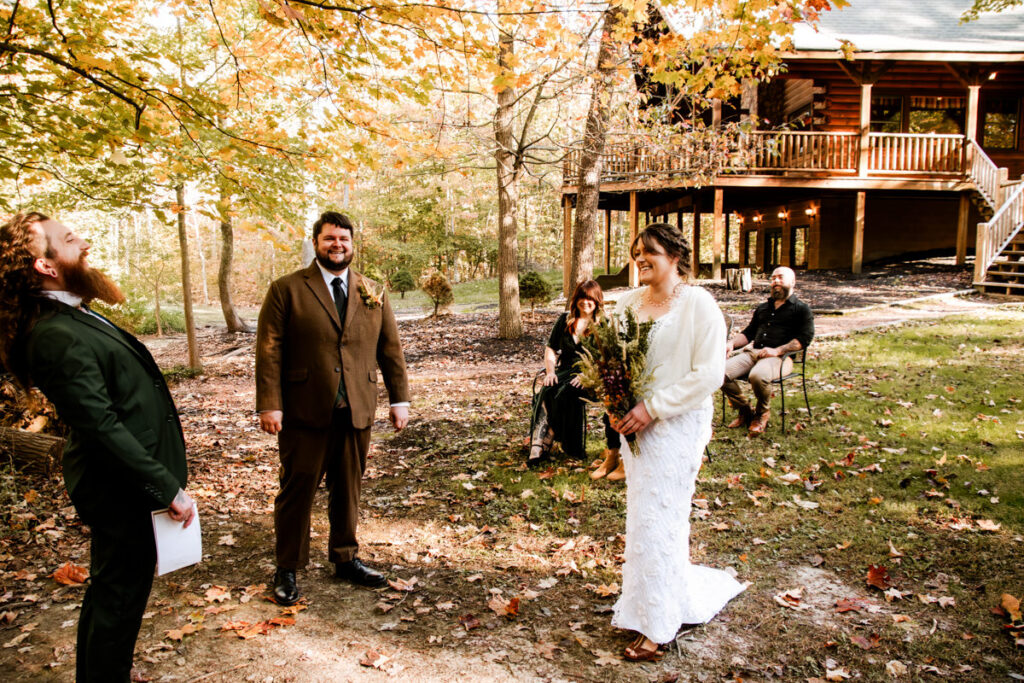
left=25, top=303, right=187, bottom=514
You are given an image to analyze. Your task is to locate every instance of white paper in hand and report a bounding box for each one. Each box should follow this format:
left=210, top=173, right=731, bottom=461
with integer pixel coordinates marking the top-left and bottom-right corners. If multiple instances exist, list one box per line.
left=151, top=505, right=202, bottom=576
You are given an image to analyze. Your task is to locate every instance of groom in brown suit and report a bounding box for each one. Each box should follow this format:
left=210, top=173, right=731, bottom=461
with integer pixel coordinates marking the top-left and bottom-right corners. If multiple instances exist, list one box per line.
left=256, top=211, right=409, bottom=604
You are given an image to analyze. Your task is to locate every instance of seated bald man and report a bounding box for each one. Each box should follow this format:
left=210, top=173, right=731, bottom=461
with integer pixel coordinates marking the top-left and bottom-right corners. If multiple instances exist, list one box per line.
left=722, top=267, right=814, bottom=435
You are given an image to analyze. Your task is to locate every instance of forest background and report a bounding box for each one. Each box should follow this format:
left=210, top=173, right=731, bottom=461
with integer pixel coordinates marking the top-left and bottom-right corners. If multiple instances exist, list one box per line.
left=0, top=0, right=862, bottom=353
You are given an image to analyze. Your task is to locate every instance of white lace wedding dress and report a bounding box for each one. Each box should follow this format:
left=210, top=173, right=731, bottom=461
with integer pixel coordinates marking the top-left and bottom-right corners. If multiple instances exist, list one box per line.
left=611, top=286, right=746, bottom=644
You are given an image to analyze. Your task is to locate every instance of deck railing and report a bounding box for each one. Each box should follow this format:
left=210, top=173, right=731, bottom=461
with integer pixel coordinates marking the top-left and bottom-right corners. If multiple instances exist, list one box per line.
left=564, top=131, right=972, bottom=184
left=867, top=133, right=965, bottom=174
left=744, top=131, right=859, bottom=172
left=975, top=181, right=1024, bottom=282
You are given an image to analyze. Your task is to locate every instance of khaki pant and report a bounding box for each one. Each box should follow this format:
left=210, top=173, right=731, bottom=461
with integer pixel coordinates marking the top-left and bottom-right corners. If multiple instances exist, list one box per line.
left=722, top=348, right=792, bottom=415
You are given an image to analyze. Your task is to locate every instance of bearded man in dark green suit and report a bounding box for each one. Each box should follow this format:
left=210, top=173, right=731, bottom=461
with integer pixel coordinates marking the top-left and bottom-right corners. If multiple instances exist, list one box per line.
left=0, top=212, right=195, bottom=682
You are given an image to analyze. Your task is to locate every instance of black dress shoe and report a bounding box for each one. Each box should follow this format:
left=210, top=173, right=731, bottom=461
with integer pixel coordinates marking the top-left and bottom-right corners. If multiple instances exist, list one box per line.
left=334, top=558, right=388, bottom=588
left=273, top=568, right=299, bottom=605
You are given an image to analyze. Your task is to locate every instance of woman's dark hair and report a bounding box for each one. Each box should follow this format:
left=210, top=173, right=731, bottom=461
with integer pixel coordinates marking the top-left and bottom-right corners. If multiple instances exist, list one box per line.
left=312, top=211, right=354, bottom=240
left=566, top=279, right=603, bottom=334
left=630, top=222, right=692, bottom=278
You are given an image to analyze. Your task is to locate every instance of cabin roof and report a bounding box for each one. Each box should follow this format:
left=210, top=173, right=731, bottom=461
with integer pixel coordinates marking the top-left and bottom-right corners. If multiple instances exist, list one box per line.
left=789, top=0, right=1024, bottom=55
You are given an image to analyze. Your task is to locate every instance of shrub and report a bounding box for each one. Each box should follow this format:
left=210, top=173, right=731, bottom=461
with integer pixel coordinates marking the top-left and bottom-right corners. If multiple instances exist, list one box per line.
left=91, top=300, right=186, bottom=336
left=421, top=272, right=454, bottom=317
left=518, top=270, right=552, bottom=315
left=391, top=268, right=416, bottom=299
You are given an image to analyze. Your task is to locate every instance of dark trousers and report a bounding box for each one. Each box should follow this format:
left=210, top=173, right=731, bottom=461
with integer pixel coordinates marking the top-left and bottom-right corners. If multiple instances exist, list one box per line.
left=274, top=408, right=372, bottom=569
left=75, top=503, right=156, bottom=682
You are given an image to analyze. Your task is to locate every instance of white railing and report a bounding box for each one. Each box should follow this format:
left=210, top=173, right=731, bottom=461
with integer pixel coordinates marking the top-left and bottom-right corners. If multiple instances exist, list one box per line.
left=744, top=131, right=859, bottom=172
left=868, top=133, right=965, bottom=174
left=975, top=181, right=1024, bottom=282
left=969, top=140, right=1002, bottom=210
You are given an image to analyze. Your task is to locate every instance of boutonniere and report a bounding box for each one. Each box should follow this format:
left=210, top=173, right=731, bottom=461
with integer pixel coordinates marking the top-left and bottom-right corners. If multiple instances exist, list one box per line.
left=357, top=281, right=384, bottom=309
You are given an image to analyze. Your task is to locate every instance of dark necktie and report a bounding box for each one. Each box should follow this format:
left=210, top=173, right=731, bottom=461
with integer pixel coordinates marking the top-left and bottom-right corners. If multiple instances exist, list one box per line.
left=331, top=277, right=347, bottom=328
left=330, top=277, right=348, bottom=407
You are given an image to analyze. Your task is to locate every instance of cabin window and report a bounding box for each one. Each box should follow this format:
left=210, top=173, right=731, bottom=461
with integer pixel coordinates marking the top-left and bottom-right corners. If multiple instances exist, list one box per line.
left=983, top=97, right=1020, bottom=150
left=871, top=95, right=966, bottom=134
left=791, top=227, right=808, bottom=268
left=745, top=230, right=758, bottom=267
left=908, top=96, right=965, bottom=134
left=871, top=96, right=902, bottom=133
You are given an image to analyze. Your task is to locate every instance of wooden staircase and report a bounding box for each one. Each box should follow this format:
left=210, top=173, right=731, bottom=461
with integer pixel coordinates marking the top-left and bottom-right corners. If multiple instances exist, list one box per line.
left=969, top=142, right=1024, bottom=296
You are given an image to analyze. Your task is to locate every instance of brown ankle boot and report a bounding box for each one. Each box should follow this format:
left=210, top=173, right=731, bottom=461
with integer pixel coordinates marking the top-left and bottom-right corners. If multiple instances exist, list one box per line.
left=606, top=457, right=626, bottom=482
left=726, top=405, right=753, bottom=429
left=590, top=448, right=620, bottom=480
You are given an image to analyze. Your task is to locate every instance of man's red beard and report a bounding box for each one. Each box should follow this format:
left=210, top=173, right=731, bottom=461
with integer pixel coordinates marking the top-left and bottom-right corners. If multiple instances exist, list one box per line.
left=60, top=255, right=125, bottom=306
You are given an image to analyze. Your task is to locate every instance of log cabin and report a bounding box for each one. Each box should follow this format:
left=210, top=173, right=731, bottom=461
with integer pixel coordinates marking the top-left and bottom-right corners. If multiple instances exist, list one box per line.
left=560, top=0, right=1024, bottom=296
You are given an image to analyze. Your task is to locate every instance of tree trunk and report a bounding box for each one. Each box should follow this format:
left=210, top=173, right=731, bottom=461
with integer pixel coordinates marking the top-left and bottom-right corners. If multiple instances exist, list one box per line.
left=154, top=280, right=163, bottom=337
left=175, top=185, right=203, bottom=372
left=569, top=4, right=625, bottom=292
left=494, top=23, right=523, bottom=339
left=217, top=196, right=251, bottom=333
left=0, top=426, right=64, bottom=477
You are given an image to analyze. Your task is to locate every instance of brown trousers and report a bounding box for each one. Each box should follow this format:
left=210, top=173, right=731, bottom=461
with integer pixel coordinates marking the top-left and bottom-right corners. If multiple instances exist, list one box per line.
left=274, top=408, right=372, bottom=569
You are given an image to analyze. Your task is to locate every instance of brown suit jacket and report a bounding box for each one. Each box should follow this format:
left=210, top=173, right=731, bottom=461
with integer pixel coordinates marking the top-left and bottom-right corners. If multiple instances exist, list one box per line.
left=255, top=263, right=409, bottom=430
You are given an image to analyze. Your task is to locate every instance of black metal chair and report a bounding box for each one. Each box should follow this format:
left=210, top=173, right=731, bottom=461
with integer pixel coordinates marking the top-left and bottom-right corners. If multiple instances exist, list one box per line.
left=771, top=348, right=812, bottom=433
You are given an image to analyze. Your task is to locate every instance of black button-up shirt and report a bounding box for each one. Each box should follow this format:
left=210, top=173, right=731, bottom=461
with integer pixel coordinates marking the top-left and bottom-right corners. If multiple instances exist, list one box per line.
left=740, top=295, right=815, bottom=350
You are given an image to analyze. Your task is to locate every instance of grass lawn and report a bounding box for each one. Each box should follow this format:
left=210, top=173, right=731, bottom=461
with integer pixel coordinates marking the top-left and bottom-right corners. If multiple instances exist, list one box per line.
left=382, top=308, right=1024, bottom=680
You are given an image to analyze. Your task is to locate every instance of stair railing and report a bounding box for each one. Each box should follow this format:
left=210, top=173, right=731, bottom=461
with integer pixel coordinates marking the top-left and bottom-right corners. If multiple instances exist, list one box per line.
left=968, top=140, right=1002, bottom=211
left=974, top=180, right=1024, bottom=282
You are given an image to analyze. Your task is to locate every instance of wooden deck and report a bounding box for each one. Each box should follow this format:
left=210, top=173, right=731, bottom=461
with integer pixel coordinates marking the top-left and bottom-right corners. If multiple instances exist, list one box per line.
left=562, top=131, right=969, bottom=188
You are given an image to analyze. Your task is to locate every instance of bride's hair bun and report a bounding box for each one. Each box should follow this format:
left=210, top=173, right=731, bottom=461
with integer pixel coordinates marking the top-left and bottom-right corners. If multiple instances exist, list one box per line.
left=630, top=222, right=692, bottom=278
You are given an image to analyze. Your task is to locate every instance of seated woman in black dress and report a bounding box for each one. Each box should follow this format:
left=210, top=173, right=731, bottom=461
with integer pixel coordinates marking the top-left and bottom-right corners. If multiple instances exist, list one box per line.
left=529, top=280, right=622, bottom=479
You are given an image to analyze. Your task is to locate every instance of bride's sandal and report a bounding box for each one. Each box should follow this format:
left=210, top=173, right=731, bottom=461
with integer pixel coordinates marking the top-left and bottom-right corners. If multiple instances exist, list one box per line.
left=624, top=635, right=662, bottom=662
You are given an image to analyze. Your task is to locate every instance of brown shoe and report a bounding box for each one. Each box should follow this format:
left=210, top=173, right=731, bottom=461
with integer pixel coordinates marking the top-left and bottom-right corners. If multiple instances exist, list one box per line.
left=606, top=458, right=626, bottom=482
left=726, top=406, right=753, bottom=429
left=749, top=411, right=770, bottom=435
left=590, top=448, right=620, bottom=480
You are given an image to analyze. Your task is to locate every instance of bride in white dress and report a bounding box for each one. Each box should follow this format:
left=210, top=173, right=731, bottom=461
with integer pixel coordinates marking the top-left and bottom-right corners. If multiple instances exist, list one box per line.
left=609, top=222, right=746, bottom=661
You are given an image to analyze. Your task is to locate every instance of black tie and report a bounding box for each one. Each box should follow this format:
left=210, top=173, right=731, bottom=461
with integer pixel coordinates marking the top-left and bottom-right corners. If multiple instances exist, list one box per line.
left=331, top=277, right=347, bottom=328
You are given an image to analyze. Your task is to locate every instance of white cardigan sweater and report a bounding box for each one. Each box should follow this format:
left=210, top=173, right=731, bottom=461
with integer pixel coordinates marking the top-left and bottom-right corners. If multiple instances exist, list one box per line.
left=614, top=285, right=726, bottom=421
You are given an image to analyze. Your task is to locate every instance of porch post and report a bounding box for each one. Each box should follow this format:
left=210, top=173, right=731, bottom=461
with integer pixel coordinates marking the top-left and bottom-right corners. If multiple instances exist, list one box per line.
left=692, top=199, right=702, bottom=275
left=604, top=209, right=612, bottom=274
left=974, top=221, right=989, bottom=282
left=858, top=83, right=873, bottom=177
left=965, top=84, right=981, bottom=169
left=853, top=191, right=866, bottom=274
left=725, top=212, right=731, bottom=267
left=563, top=196, right=572, bottom=298
left=712, top=188, right=725, bottom=279
left=956, top=193, right=970, bottom=266
left=629, top=191, right=639, bottom=287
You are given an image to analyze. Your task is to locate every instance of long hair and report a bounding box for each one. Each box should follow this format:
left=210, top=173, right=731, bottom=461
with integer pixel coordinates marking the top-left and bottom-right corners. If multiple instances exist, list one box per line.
left=0, top=212, right=54, bottom=388
left=566, top=279, right=604, bottom=335
left=630, top=222, right=693, bottom=279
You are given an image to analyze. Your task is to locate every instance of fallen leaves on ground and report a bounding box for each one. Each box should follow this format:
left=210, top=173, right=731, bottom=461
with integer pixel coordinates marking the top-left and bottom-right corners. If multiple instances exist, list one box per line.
left=591, top=649, right=620, bottom=666
left=165, top=623, right=203, bottom=641
left=885, top=660, right=908, bottom=677
left=359, top=649, right=390, bottom=669
left=52, top=562, right=89, bottom=586
left=774, top=588, right=810, bottom=610
left=458, top=614, right=481, bottom=630
left=866, top=565, right=893, bottom=590
left=487, top=595, right=519, bottom=618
